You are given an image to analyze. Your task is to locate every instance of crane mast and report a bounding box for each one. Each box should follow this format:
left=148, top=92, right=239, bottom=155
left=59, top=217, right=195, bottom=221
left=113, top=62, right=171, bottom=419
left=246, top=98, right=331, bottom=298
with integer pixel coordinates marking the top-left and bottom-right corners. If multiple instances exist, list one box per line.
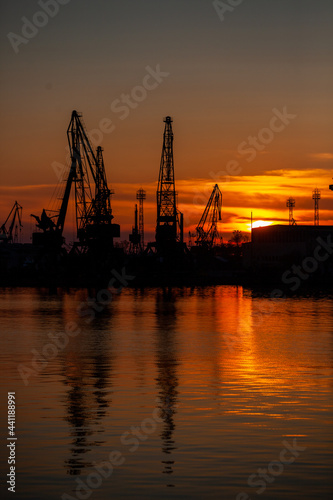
left=196, top=184, right=222, bottom=248
left=156, top=116, right=182, bottom=247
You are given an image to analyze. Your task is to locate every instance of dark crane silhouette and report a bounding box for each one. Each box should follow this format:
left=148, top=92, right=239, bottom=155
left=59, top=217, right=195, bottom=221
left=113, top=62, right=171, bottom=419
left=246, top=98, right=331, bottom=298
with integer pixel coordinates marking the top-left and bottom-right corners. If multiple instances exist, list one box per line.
left=156, top=116, right=183, bottom=249
left=31, top=209, right=55, bottom=232
left=0, top=201, right=22, bottom=243
left=196, top=184, right=222, bottom=248
left=32, top=110, right=119, bottom=249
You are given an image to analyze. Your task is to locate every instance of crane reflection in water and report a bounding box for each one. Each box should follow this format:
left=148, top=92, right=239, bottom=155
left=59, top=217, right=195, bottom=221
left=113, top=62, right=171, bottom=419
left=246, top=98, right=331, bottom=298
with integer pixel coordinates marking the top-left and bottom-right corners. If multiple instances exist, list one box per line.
left=62, top=314, right=113, bottom=476
left=154, top=288, right=179, bottom=483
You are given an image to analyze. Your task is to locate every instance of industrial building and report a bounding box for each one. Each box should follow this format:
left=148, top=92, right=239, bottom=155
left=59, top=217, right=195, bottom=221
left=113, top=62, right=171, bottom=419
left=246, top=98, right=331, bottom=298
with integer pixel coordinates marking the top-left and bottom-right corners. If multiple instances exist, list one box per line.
left=246, top=225, right=333, bottom=275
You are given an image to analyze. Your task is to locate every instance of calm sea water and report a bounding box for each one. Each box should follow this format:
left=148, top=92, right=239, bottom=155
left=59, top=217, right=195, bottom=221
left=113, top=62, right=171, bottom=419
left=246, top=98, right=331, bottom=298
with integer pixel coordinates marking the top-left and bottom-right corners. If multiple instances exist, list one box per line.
left=0, top=286, right=332, bottom=500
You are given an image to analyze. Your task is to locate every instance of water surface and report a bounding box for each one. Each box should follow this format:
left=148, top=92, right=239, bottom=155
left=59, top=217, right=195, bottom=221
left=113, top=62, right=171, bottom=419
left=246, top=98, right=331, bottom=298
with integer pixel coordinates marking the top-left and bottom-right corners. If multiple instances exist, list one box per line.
left=0, top=286, right=332, bottom=499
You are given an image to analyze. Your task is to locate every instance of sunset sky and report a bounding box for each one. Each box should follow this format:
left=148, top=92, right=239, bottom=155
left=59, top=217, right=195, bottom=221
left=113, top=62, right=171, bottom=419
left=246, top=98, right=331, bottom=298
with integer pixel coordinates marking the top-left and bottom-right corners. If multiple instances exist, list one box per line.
left=1, top=0, right=332, bottom=243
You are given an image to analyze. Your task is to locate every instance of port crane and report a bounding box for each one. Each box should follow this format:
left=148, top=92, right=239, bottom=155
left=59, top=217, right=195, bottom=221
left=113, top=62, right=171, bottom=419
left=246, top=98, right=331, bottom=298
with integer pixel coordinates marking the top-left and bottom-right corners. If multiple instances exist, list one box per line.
left=0, top=201, right=23, bottom=243
left=196, top=184, right=222, bottom=248
left=156, top=116, right=183, bottom=248
left=32, top=110, right=119, bottom=249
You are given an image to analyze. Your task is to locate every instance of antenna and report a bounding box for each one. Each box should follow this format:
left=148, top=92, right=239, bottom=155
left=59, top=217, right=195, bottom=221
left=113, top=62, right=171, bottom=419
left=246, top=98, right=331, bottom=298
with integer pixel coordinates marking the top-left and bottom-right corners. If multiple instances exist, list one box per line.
left=136, top=188, right=146, bottom=250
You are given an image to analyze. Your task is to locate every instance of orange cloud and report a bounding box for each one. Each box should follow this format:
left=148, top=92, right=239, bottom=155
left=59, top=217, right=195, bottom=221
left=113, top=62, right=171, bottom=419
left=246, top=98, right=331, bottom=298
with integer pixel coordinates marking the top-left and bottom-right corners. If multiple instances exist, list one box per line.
left=310, top=153, right=333, bottom=161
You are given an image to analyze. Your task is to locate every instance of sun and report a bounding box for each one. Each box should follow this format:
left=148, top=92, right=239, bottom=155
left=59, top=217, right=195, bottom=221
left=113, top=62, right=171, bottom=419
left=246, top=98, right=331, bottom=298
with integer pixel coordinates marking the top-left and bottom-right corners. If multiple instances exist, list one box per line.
left=248, top=220, right=273, bottom=230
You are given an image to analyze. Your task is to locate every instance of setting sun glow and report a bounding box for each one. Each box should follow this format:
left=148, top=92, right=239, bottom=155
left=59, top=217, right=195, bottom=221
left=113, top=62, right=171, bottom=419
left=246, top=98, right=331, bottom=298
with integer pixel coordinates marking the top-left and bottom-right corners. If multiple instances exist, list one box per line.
left=250, top=220, right=274, bottom=230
